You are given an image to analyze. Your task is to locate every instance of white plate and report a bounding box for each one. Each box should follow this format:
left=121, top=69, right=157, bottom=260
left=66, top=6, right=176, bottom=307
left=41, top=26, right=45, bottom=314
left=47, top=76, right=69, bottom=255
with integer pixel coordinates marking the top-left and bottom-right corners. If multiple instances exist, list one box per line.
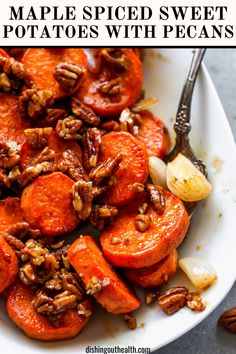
left=1, top=49, right=236, bottom=353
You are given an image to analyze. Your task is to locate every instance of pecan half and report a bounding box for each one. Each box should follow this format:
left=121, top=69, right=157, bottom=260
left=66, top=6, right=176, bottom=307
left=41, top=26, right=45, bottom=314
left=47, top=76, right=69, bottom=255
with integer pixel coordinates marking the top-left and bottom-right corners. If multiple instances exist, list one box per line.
left=31, top=147, right=55, bottom=165
left=77, top=303, right=92, bottom=318
left=24, top=127, right=52, bottom=149
left=89, top=204, right=118, bottom=230
left=135, top=214, right=151, bottom=232
left=89, top=153, right=122, bottom=182
left=0, top=140, right=20, bottom=169
left=101, top=120, right=120, bottom=132
left=71, top=181, right=93, bottom=220
left=55, top=116, right=83, bottom=140
left=83, top=128, right=102, bottom=170
left=0, top=55, right=25, bottom=93
left=219, top=307, right=236, bottom=333
left=146, top=184, right=165, bottom=214
left=101, top=48, right=131, bottom=71
left=19, top=89, right=54, bottom=120
left=8, top=222, right=31, bottom=239
left=158, top=287, right=188, bottom=315
left=123, top=313, right=137, bottom=330
left=71, top=98, right=100, bottom=126
left=44, top=108, right=68, bottom=125
left=98, top=77, right=121, bottom=96
left=54, top=62, right=85, bottom=91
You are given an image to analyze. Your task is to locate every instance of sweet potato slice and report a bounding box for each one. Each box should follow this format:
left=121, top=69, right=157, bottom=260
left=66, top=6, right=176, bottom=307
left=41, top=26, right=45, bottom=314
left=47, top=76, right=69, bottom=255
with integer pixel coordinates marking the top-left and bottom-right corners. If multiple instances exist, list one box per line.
left=67, top=236, right=141, bottom=314
left=0, top=49, right=9, bottom=58
left=0, top=235, right=19, bottom=293
left=0, top=197, right=25, bottom=234
left=100, top=191, right=189, bottom=268
left=21, top=48, right=87, bottom=99
left=7, top=281, right=93, bottom=341
left=137, top=111, right=170, bottom=159
left=21, top=172, right=79, bottom=236
left=74, top=48, right=142, bottom=116
left=99, top=131, right=148, bottom=206
left=124, top=249, right=178, bottom=288
left=20, top=131, right=82, bottom=171
left=0, top=94, right=30, bottom=144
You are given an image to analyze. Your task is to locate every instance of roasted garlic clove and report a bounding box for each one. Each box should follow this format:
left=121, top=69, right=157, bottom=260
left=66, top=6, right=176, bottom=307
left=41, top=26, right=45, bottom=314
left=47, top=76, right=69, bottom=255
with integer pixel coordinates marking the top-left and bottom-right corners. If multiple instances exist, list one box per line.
left=149, top=156, right=167, bottom=188
left=166, top=153, right=212, bottom=202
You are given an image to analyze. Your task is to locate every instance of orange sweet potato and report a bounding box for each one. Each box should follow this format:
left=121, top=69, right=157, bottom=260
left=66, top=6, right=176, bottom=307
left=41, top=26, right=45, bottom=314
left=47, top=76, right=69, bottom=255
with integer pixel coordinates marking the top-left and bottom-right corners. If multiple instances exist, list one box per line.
left=100, top=191, right=189, bottom=268
left=0, top=197, right=25, bottom=234
left=99, top=131, right=149, bottom=206
left=137, top=111, right=170, bottom=159
left=21, top=172, right=79, bottom=236
left=0, top=235, right=19, bottom=293
left=124, top=249, right=178, bottom=288
left=0, top=94, right=30, bottom=144
left=67, top=236, right=141, bottom=314
left=21, top=48, right=87, bottom=99
left=7, top=281, right=93, bottom=341
left=20, top=131, right=82, bottom=171
left=74, top=48, right=142, bottom=116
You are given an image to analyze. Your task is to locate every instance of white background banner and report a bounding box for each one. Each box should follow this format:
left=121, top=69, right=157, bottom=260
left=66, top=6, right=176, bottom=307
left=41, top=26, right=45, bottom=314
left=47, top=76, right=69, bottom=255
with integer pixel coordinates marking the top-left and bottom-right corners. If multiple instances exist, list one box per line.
left=0, top=0, right=235, bottom=46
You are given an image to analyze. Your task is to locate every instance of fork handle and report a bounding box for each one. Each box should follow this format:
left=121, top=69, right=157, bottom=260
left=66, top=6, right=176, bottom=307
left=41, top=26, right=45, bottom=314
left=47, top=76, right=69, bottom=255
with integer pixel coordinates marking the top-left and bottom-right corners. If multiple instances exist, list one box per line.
left=174, top=49, right=206, bottom=139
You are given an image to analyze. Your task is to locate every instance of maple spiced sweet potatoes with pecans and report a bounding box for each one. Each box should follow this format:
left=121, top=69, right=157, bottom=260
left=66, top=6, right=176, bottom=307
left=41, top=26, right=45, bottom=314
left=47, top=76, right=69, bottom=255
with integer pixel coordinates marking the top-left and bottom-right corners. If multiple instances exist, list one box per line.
left=0, top=47, right=201, bottom=342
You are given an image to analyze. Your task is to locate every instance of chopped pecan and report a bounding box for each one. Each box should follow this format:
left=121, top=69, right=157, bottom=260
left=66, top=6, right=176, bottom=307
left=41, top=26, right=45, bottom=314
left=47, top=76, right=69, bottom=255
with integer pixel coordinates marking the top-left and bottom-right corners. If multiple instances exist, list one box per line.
left=0, top=169, right=10, bottom=188
left=138, top=202, right=148, bottom=215
left=132, top=182, right=145, bottom=193
left=19, top=89, right=54, bottom=120
left=55, top=116, right=83, bottom=140
left=119, top=108, right=141, bottom=136
left=24, top=127, right=53, bottom=149
left=21, top=239, right=49, bottom=266
left=101, top=48, right=131, bottom=71
left=58, top=149, right=81, bottom=172
left=83, top=128, right=102, bottom=170
left=101, top=120, right=120, bottom=132
left=44, top=108, right=68, bottom=125
left=86, top=275, right=110, bottom=295
left=158, top=287, right=188, bottom=315
left=60, top=268, right=84, bottom=299
left=54, top=62, right=85, bottom=91
left=77, top=303, right=92, bottom=318
left=89, top=153, right=122, bottom=182
left=92, top=185, right=110, bottom=198
left=219, top=307, right=236, bottom=333
left=71, top=181, right=93, bottom=220
left=135, top=214, right=151, bottom=232
left=3, top=233, right=24, bottom=251
left=123, top=313, right=137, bottom=330
left=8, top=166, right=21, bottom=183
left=0, top=55, right=25, bottom=93
left=98, top=77, right=121, bottom=96
left=8, top=221, right=31, bottom=239
left=186, top=292, right=206, bottom=312
left=89, top=204, right=118, bottom=230
left=68, top=166, right=87, bottom=182
left=145, top=288, right=160, bottom=305
left=146, top=184, right=165, bottom=214
left=71, top=97, right=100, bottom=126
left=18, top=164, right=43, bottom=187
left=0, top=140, right=20, bottom=169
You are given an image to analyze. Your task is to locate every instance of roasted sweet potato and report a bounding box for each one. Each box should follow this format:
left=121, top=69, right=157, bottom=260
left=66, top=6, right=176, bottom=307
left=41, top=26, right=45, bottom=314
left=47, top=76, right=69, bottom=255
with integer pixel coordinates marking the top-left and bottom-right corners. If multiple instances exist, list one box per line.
left=21, top=48, right=87, bottom=99
left=0, top=49, right=9, bottom=58
left=21, top=172, right=79, bottom=236
left=100, top=191, right=189, bottom=268
left=7, top=281, right=93, bottom=341
left=137, top=111, right=170, bottom=158
left=68, top=236, right=141, bottom=314
left=0, top=94, right=30, bottom=144
left=74, top=48, right=142, bottom=116
left=20, top=131, right=82, bottom=171
left=0, top=197, right=25, bottom=234
left=0, top=235, right=19, bottom=293
left=124, top=249, right=178, bottom=288
left=99, top=131, right=149, bottom=206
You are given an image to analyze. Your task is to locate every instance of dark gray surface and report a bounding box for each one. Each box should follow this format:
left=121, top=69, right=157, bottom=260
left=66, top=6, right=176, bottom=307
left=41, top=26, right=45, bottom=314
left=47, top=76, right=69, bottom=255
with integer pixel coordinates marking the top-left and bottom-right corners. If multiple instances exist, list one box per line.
left=155, top=49, right=236, bottom=354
